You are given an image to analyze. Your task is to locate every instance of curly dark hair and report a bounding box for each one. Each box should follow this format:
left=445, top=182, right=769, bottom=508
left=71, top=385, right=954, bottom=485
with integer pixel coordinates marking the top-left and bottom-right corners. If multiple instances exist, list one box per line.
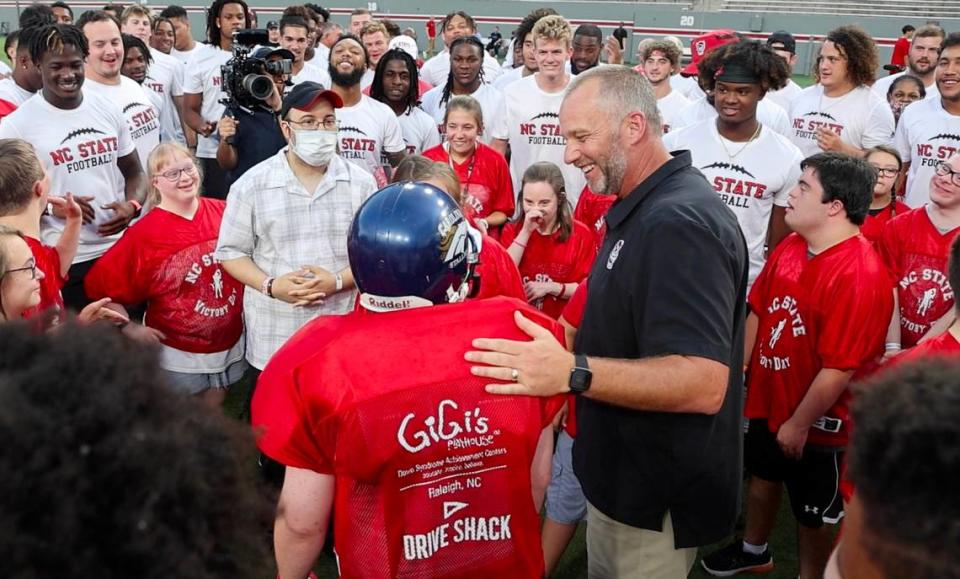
left=696, top=40, right=789, bottom=94
left=18, top=3, right=55, bottom=29
left=516, top=8, right=557, bottom=46
left=206, top=0, right=251, bottom=46
left=819, top=25, right=878, bottom=87
left=370, top=48, right=421, bottom=113
left=29, top=23, right=88, bottom=66
left=122, top=33, right=152, bottom=65
left=0, top=322, right=272, bottom=579
left=849, top=360, right=960, bottom=579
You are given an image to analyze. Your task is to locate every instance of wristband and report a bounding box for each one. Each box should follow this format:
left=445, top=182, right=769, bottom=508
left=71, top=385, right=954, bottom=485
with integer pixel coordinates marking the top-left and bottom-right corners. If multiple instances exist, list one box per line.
left=128, top=199, right=143, bottom=216
left=512, top=239, right=527, bottom=249
left=885, top=342, right=902, bottom=352
left=260, top=276, right=275, bottom=298
left=335, top=273, right=344, bottom=292
left=554, top=283, right=564, bottom=298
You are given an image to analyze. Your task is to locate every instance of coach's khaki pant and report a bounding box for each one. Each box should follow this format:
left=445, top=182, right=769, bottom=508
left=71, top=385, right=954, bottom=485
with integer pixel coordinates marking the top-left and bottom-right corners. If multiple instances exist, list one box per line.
left=586, top=503, right=697, bottom=579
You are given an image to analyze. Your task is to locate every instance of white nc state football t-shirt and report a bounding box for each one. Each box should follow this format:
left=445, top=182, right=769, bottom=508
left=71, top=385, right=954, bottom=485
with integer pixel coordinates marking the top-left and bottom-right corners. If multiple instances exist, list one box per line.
left=0, top=77, right=35, bottom=106
left=397, top=106, right=442, bottom=154
left=663, top=119, right=802, bottom=288
left=673, top=96, right=793, bottom=138
left=0, top=90, right=136, bottom=263
left=183, top=45, right=232, bottom=158
left=419, top=82, right=509, bottom=144
left=657, top=89, right=690, bottom=133
left=289, top=62, right=331, bottom=91
left=144, top=47, right=186, bottom=144
left=503, top=74, right=586, bottom=206
left=335, top=95, right=405, bottom=187
left=84, top=76, right=161, bottom=170
left=788, top=84, right=895, bottom=158
left=895, top=97, right=960, bottom=208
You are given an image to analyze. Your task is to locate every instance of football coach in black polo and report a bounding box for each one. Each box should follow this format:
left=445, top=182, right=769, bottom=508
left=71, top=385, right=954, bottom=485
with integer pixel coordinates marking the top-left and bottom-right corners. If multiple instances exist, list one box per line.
left=467, top=65, right=749, bottom=578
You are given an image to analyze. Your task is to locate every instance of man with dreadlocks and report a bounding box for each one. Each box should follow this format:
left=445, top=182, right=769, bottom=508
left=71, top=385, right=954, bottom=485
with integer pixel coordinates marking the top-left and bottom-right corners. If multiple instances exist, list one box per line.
left=501, top=15, right=586, bottom=205
left=370, top=48, right=440, bottom=156
left=0, top=23, right=144, bottom=310
left=182, top=0, right=250, bottom=199
left=420, top=36, right=509, bottom=154
left=328, top=34, right=405, bottom=186
left=663, top=40, right=802, bottom=291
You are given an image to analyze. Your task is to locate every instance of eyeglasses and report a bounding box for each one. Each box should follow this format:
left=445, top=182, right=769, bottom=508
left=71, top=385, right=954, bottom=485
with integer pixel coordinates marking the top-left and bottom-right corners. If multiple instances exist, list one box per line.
left=285, top=118, right=339, bottom=131
left=935, top=161, right=960, bottom=187
left=870, top=166, right=900, bottom=178
left=4, top=259, right=38, bottom=280
left=158, top=165, right=198, bottom=181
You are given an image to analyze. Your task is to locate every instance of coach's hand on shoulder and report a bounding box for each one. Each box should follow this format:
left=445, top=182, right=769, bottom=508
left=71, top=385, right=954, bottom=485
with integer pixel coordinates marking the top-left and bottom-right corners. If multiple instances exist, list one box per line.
left=466, top=310, right=574, bottom=397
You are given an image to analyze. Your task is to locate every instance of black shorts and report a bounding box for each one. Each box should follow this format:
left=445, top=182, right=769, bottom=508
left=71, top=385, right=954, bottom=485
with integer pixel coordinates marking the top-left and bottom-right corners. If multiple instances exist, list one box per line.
left=745, top=419, right=844, bottom=528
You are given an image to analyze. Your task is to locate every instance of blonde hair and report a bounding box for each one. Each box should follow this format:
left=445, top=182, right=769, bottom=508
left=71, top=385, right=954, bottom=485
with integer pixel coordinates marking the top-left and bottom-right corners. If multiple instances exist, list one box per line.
left=145, top=142, right=202, bottom=206
left=0, top=224, right=27, bottom=319
left=120, top=3, right=152, bottom=25
left=392, top=156, right=463, bottom=204
left=531, top=15, right=572, bottom=49
left=443, top=95, right=484, bottom=134
left=0, top=139, right=44, bottom=216
left=360, top=21, right=388, bottom=39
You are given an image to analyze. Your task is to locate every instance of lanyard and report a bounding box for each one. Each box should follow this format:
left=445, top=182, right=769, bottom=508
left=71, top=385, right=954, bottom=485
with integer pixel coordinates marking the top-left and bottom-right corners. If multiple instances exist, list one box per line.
left=446, top=142, right=477, bottom=186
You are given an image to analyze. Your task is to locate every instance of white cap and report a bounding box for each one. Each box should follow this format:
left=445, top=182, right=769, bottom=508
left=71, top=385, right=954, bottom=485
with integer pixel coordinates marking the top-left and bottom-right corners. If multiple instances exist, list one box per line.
left=389, top=35, right=419, bottom=60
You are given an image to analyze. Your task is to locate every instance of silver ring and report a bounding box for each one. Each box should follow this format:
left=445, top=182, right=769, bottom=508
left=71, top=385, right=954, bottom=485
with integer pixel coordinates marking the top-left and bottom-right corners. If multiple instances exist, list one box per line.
left=510, top=368, right=519, bottom=382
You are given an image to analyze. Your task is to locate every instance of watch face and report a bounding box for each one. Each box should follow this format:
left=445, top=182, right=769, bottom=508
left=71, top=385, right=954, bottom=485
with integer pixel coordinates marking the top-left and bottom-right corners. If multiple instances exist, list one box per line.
left=570, top=367, right=592, bottom=394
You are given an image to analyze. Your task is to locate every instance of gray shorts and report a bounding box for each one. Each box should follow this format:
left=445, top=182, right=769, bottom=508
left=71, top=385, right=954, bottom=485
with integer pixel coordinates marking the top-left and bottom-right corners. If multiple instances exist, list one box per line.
left=546, top=430, right=587, bottom=524
left=165, top=358, right=248, bottom=395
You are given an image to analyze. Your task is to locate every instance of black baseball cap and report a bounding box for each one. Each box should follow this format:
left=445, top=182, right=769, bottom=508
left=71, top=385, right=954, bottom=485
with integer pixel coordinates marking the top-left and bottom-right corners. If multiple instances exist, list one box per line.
left=252, top=46, right=295, bottom=61
left=281, top=81, right=344, bottom=118
left=766, top=30, right=796, bottom=54
left=266, top=20, right=279, bottom=29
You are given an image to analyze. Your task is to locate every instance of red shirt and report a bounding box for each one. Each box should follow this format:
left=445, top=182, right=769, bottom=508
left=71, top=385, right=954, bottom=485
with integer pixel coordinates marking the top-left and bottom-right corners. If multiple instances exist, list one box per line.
left=0, top=98, right=16, bottom=121
left=475, top=233, right=525, bottom=300
left=559, top=280, right=589, bottom=438
left=21, top=236, right=66, bottom=321
left=891, top=37, right=910, bottom=67
left=573, top=185, right=616, bottom=255
left=252, top=297, right=564, bottom=579
left=84, top=199, right=243, bottom=353
left=423, top=143, right=515, bottom=224
left=860, top=200, right=909, bottom=243
left=426, top=19, right=437, bottom=38
left=891, top=330, right=960, bottom=366
left=500, top=220, right=595, bottom=319
left=878, top=207, right=960, bottom=348
left=746, top=234, right=892, bottom=446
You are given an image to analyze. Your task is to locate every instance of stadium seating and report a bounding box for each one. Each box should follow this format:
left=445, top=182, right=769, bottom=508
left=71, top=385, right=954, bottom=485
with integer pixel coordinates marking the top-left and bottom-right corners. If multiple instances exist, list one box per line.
left=721, top=0, right=955, bottom=18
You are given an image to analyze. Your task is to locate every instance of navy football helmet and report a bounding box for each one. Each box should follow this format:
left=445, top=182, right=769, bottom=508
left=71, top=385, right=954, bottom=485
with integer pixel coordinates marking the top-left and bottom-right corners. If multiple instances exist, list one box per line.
left=348, top=182, right=480, bottom=310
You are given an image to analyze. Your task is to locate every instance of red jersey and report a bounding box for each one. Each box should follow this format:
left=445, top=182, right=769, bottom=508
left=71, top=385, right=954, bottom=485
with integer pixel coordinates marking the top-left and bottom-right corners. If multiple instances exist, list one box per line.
left=426, top=19, right=437, bottom=38
left=21, top=236, right=65, bottom=321
left=860, top=200, right=909, bottom=243
left=253, top=297, right=564, bottom=579
left=746, top=234, right=892, bottom=446
left=558, top=280, right=589, bottom=438
left=84, top=199, right=243, bottom=353
left=891, top=37, right=910, bottom=68
left=475, top=234, right=525, bottom=300
left=423, top=143, right=515, bottom=224
left=878, top=207, right=960, bottom=348
left=500, top=220, right=595, bottom=319
left=573, top=186, right=616, bottom=256
left=891, top=330, right=960, bottom=366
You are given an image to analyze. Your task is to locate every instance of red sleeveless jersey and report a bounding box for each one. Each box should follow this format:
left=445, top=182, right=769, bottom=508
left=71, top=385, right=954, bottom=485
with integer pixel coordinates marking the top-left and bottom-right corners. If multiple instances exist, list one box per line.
left=253, top=297, right=564, bottom=578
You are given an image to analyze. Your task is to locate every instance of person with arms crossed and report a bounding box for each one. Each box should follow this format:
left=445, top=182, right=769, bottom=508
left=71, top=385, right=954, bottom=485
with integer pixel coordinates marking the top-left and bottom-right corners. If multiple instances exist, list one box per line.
left=182, top=0, right=250, bottom=199
left=701, top=153, right=893, bottom=579
left=419, top=11, right=501, bottom=87
left=880, top=152, right=960, bottom=361
left=502, top=15, right=586, bottom=205
left=468, top=66, right=749, bottom=579
left=664, top=40, right=800, bottom=290
left=860, top=146, right=909, bottom=243
left=420, top=36, right=509, bottom=152
left=894, top=32, right=960, bottom=208
left=253, top=181, right=560, bottom=579
left=873, top=25, right=944, bottom=103
left=327, top=34, right=406, bottom=186
left=0, top=24, right=144, bottom=310
left=789, top=26, right=895, bottom=157
left=369, top=49, right=439, bottom=156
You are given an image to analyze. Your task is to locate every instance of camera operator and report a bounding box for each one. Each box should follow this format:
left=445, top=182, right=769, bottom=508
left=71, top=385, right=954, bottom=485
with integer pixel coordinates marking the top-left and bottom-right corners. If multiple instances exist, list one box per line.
left=217, top=46, right=290, bottom=184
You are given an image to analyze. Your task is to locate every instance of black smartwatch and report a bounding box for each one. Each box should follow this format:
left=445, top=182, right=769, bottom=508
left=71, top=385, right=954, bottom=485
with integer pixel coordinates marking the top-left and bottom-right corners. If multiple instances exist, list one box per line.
left=568, top=354, right=592, bottom=395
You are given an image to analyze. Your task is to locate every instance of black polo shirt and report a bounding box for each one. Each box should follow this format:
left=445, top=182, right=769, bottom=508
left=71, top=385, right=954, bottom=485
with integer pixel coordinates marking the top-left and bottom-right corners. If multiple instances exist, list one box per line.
left=222, top=104, right=287, bottom=186
left=572, top=151, right=749, bottom=549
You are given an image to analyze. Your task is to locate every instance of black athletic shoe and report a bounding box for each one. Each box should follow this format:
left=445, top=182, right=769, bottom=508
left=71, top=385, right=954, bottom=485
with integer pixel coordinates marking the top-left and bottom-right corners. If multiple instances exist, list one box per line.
left=700, top=541, right=774, bottom=576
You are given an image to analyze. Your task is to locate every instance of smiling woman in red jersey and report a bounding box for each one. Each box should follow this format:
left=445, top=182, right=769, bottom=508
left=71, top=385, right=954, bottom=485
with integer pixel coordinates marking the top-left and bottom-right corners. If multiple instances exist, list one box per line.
left=860, top=146, right=909, bottom=243
left=501, top=162, right=594, bottom=319
left=423, top=95, right=514, bottom=236
left=85, top=143, right=245, bottom=407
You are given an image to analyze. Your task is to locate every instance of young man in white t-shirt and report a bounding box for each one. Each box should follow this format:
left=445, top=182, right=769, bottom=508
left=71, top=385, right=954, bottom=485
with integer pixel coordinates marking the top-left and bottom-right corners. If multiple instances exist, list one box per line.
left=501, top=15, right=586, bottom=205
left=0, top=23, right=144, bottom=309
left=119, top=3, right=187, bottom=145
left=788, top=26, right=895, bottom=158
left=492, top=8, right=555, bottom=92
left=161, top=5, right=204, bottom=66
left=368, top=49, right=440, bottom=156
left=0, top=27, right=43, bottom=107
left=895, top=33, right=960, bottom=208
left=182, top=0, right=249, bottom=199
left=359, top=21, right=389, bottom=91
left=280, top=15, right=331, bottom=91
left=78, top=11, right=160, bottom=171
left=420, top=11, right=501, bottom=87
left=873, top=25, right=945, bottom=103
left=328, top=35, right=406, bottom=186
left=764, top=31, right=804, bottom=111
left=419, top=36, right=509, bottom=152
left=639, top=39, right=689, bottom=133
left=664, top=40, right=802, bottom=289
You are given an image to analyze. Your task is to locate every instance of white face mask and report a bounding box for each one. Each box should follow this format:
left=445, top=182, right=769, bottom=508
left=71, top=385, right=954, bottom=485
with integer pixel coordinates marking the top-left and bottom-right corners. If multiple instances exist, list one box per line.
left=290, top=128, right=337, bottom=167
